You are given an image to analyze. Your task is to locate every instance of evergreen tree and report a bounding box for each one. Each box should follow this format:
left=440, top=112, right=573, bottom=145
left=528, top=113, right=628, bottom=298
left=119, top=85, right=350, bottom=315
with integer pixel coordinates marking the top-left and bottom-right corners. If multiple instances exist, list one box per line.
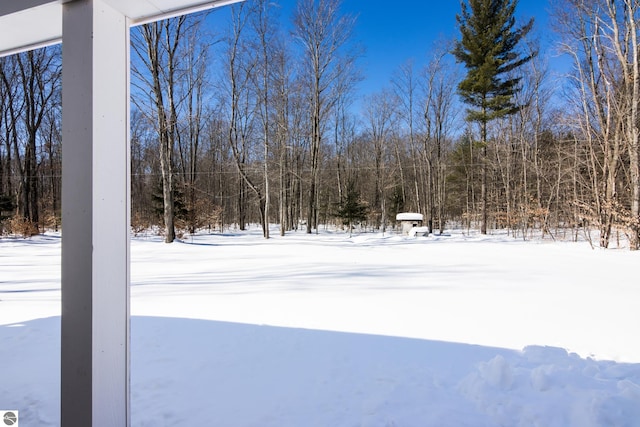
left=151, top=180, right=188, bottom=232
left=335, top=182, right=368, bottom=236
left=387, top=185, right=405, bottom=226
left=453, top=0, right=534, bottom=234
left=0, top=194, right=15, bottom=231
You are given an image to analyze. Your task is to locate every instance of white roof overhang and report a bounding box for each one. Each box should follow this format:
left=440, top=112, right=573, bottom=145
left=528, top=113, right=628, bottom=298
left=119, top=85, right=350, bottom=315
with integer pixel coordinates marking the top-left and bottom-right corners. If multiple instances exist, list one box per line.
left=0, top=0, right=241, bottom=56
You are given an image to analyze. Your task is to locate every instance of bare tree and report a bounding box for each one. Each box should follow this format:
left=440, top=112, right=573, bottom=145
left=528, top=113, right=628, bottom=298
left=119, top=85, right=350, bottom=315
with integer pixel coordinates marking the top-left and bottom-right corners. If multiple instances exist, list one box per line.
left=606, top=0, right=640, bottom=249
left=245, top=0, right=287, bottom=238
left=392, top=59, right=424, bottom=215
left=175, top=19, right=210, bottom=234
left=133, top=14, right=213, bottom=241
left=555, top=0, right=640, bottom=249
left=132, top=18, right=189, bottom=242
left=41, top=104, right=62, bottom=230
left=421, top=47, right=459, bottom=233
left=292, top=0, right=359, bottom=234
left=363, top=88, right=397, bottom=232
left=517, top=43, right=553, bottom=238
left=0, top=48, right=60, bottom=233
left=0, top=57, right=20, bottom=227
left=271, top=38, right=294, bottom=235
left=223, top=1, right=278, bottom=237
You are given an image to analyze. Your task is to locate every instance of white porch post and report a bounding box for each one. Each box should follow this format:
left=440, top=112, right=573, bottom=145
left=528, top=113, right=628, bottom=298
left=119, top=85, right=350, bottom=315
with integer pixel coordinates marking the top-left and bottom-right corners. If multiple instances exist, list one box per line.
left=60, top=0, right=130, bottom=425
left=0, top=1, right=241, bottom=426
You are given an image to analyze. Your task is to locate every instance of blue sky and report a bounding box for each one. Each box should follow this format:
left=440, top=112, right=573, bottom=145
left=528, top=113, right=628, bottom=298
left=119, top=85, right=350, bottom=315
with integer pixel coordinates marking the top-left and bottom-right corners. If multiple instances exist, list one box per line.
left=209, top=0, right=559, bottom=106
left=338, top=0, right=555, bottom=96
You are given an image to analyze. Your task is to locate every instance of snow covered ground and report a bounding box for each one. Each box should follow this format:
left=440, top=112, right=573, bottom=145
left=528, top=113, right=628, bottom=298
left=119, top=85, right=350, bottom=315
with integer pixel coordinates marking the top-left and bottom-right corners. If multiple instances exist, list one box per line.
left=1, top=227, right=639, bottom=426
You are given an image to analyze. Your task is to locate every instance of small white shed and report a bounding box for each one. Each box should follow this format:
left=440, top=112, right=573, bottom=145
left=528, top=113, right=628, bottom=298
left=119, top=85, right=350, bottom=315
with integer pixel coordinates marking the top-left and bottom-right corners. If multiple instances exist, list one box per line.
left=396, top=212, right=428, bottom=236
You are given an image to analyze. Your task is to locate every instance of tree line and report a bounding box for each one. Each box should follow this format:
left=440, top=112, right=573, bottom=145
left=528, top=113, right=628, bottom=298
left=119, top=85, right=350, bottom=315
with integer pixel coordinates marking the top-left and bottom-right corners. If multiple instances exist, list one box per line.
left=0, top=0, right=639, bottom=250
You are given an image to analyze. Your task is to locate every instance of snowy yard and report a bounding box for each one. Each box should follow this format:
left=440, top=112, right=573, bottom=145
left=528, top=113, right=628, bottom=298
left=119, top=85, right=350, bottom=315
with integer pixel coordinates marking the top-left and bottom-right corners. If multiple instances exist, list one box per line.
left=1, top=228, right=639, bottom=426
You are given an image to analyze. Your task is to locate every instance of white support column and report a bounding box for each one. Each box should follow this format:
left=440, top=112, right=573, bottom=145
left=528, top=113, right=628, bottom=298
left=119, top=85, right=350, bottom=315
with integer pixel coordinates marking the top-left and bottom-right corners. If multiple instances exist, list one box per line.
left=60, top=0, right=130, bottom=426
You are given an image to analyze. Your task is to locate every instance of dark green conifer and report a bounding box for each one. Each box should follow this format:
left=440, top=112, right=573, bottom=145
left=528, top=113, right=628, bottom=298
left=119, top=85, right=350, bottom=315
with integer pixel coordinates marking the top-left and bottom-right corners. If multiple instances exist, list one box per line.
left=335, top=182, right=368, bottom=236
left=453, top=0, right=534, bottom=233
left=0, top=194, right=14, bottom=223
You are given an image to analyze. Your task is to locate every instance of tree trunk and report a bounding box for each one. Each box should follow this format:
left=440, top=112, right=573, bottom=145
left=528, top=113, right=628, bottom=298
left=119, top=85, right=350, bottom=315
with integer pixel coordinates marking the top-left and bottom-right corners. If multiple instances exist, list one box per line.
left=160, top=135, right=176, bottom=242
left=481, top=118, right=488, bottom=234
left=307, top=102, right=320, bottom=234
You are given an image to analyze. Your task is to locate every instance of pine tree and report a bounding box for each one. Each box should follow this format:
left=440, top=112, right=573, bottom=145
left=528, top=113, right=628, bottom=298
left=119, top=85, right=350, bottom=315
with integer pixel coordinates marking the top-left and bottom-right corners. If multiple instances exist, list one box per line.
left=453, top=0, right=534, bottom=234
left=335, top=182, right=368, bottom=236
left=0, top=194, right=14, bottom=226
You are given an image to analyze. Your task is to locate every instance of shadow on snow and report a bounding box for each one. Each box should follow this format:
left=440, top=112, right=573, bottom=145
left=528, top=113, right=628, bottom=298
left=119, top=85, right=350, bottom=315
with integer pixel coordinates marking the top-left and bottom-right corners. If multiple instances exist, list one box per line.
left=1, top=317, right=639, bottom=426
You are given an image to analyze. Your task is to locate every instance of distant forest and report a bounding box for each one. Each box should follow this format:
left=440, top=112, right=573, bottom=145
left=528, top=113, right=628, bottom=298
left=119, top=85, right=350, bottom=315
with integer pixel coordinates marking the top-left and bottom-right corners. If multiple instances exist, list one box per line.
left=0, top=0, right=639, bottom=250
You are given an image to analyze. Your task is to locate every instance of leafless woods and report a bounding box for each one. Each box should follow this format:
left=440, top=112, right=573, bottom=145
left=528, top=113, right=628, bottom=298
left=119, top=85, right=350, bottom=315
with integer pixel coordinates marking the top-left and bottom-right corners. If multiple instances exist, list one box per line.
left=0, top=0, right=639, bottom=249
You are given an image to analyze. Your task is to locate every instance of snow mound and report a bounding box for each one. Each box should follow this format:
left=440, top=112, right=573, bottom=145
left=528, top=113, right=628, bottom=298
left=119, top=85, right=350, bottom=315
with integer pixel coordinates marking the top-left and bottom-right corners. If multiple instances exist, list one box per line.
left=459, top=346, right=640, bottom=427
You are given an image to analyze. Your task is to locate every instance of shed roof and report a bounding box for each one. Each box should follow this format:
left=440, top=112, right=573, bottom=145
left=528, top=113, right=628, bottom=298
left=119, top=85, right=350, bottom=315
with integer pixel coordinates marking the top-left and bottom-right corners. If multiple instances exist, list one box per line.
left=396, top=212, right=424, bottom=221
